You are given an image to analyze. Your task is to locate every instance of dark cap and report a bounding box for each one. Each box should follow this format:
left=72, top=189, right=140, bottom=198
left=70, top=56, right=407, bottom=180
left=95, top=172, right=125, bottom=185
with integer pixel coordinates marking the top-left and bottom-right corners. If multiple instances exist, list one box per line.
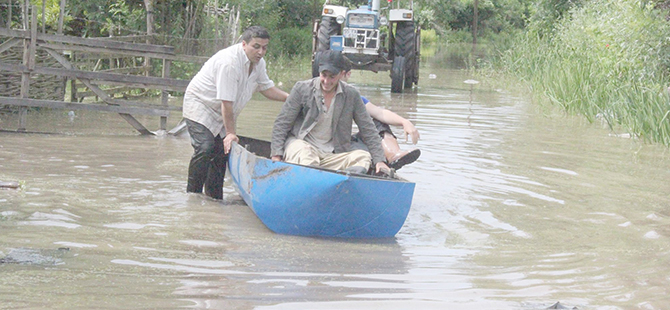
left=318, top=50, right=347, bottom=74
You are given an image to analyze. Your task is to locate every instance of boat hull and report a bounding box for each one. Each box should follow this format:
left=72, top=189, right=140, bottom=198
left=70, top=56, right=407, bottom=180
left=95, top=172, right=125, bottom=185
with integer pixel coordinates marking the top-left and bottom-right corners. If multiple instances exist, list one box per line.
left=228, top=138, right=415, bottom=238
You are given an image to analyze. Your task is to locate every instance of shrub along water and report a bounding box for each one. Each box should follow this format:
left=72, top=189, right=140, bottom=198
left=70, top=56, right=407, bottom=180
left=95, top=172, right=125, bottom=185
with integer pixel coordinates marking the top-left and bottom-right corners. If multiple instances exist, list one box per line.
left=264, top=54, right=313, bottom=93
left=497, top=0, right=670, bottom=145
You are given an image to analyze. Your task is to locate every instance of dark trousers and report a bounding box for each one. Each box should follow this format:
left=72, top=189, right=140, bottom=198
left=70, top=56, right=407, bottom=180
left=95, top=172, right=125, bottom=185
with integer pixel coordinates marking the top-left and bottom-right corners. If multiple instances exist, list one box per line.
left=351, top=118, right=395, bottom=153
left=185, top=119, right=227, bottom=199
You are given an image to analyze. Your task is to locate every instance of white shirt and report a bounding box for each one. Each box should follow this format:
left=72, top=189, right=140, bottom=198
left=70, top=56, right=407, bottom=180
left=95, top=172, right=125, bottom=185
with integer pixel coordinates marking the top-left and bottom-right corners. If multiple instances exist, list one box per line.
left=182, top=43, right=275, bottom=136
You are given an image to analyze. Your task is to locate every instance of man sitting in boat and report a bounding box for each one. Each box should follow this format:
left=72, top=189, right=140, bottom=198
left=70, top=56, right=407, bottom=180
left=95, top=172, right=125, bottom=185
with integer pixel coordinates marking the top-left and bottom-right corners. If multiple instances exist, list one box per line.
left=270, top=50, right=390, bottom=175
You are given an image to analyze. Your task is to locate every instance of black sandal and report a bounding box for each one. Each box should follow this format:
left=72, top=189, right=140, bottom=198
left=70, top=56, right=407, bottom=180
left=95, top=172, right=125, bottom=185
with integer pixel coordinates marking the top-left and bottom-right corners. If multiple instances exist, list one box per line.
left=388, top=149, right=421, bottom=170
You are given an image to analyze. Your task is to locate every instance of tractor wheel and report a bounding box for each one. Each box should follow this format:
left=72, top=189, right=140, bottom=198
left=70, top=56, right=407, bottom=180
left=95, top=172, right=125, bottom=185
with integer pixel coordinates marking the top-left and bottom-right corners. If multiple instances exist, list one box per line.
left=413, top=25, right=421, bottom=86
left=391, top=56, right=406, bottom=93
left=317, top=16, right=339, bottom=52
left=311, top=51, right=322, bottom=78
left=394, top=21, right=416, bottom=90
left=312, top=60, right=320, bottom=78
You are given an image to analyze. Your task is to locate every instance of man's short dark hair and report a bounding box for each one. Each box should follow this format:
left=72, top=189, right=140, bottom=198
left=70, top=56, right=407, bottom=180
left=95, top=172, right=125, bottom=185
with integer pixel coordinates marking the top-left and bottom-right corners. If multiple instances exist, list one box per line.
left=241, top=26, right=270, bottom=43
left=318, top=50, right=348, bottom=75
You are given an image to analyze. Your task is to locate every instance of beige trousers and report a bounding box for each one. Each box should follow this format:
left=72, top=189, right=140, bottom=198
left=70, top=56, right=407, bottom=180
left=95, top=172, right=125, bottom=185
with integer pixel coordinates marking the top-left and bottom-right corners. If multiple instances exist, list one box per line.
left=284, top=139, right=372, bottom=170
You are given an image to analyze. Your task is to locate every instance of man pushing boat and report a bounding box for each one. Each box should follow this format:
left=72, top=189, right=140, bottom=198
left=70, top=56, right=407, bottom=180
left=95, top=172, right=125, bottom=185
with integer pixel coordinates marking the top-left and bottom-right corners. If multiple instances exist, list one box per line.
left=270, top=50, right=390, bottom=175
left=183, top=26, right=289, bottom=200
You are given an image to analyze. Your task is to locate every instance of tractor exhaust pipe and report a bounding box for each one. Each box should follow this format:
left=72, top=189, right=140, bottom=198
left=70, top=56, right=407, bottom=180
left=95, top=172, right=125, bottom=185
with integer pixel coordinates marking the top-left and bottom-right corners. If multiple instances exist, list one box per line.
left=371, top=0, right=380, bottom=11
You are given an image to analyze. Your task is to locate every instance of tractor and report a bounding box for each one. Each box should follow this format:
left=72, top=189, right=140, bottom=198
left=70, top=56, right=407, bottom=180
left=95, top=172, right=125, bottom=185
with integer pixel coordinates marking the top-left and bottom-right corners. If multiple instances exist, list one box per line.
left=311, top=0, right=421, bottom=93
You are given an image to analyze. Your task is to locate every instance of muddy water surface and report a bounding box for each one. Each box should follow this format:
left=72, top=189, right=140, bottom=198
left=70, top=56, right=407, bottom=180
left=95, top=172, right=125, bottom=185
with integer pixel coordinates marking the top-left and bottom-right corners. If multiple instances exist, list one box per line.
left=1, top=68, right=670, bottom=309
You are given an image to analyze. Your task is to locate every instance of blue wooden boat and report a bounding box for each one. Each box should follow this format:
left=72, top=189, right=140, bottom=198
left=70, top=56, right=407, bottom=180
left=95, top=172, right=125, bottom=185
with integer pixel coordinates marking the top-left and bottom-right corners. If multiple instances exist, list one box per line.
left=228, top=136, right=415, bottom=238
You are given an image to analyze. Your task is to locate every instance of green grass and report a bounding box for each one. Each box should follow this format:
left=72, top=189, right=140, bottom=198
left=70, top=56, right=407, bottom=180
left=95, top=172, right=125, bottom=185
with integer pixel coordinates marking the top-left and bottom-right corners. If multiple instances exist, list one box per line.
left=490, top=0, right=670, bottom=145
left=264, top=54, right=314, bottom=93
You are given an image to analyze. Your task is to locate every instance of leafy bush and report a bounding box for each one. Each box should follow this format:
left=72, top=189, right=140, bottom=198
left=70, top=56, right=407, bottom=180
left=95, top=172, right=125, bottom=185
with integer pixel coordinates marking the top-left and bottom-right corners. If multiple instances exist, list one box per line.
left=497, top=0, right=670, bottom=144
left=269, top=27, right=313, bottom=58
left=421, top=28, right=439, bottom=46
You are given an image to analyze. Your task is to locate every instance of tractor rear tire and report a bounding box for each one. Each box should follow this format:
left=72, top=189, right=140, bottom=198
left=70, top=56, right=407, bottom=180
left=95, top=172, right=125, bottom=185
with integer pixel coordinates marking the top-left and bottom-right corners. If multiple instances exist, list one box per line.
left=394, top=22, right=416, bottom=90
left=391, top=56, right=406, bottom=93
left=312, top=51, right=324, bottom=78
left=312, top=60, right=320, bottom=78
left=413, top=25, right=421, bottom=87
left=317, top=16, right=339, bottom=52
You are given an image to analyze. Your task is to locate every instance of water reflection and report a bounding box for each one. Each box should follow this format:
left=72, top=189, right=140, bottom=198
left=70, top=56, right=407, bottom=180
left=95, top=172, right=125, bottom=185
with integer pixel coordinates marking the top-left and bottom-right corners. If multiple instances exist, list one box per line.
left=2, top=67, right=670, bottom=309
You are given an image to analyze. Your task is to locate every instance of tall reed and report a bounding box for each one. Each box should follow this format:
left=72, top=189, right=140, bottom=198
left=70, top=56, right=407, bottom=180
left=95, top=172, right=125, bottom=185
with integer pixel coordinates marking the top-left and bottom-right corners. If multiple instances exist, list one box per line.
left=497, top=0, right=670, bottom=144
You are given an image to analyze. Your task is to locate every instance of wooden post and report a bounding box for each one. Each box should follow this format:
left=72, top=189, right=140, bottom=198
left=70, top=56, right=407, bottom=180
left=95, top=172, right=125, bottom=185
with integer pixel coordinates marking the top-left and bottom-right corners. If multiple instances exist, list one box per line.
left=0, top=0, right=7, bottom=29
left=69, top=51, right=77, bottom=102
left=21, top=0, right=27, bottom=29
left=18, top=5, right=36, bottom=131
left=70, top=77, right=77, bottom=102
left=6, top=0, right=11, bottom=28
left=162, top=0, right=169, bottom=45
left=144, top=0, right=153, bottom=77
left=28, top=6, right=36, bottom=70
left=41, top=0, right=45, bottom=33
left=160, top=59, right=170, bottom=130
left=108, top=27, right=114, bottom=72
left=57, top=0, right=65, bottom=35
left=58, top=0, right=67, bottom=101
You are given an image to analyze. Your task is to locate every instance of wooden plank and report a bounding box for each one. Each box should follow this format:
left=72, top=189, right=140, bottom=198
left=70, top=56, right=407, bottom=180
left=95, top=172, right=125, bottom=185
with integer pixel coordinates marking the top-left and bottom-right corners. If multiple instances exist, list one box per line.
left=76, top=79, right=186, bottom=93
left=0, top=96, right=171, bottom=116
left=46, top=65, right=189, bottom=90
left=59, top=88, right=182, bottom=111
left=167, top=118, right=187, bottom=136
left=0, top=62, right=189, bottom=92
left=102, top=34, right=154, bottom=41
left=40, top=48, right=154, bottom=135
left=118, top=114, right=153, bottom=135
left=0, top=27, right=176, bottom=55
left=0, top=37, right=21, bottom=54
left=99, top=66, right=151, bottom=74
left=0, top=27, right=208, bottom=63
left=80, top=79, right=154, bottom=135
left=38, top=41, right=172, bottom=61
left=37, top=41, right=206, bottom=63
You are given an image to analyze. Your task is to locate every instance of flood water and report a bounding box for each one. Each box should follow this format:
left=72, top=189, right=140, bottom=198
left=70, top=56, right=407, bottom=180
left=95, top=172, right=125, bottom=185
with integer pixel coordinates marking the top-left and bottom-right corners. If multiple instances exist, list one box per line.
left=1, top=67, right=670, bottom=310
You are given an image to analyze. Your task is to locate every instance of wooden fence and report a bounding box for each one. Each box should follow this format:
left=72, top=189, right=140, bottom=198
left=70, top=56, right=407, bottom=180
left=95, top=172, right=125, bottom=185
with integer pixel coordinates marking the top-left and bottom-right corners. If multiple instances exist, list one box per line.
left=0, top=6, right=211, bottom=135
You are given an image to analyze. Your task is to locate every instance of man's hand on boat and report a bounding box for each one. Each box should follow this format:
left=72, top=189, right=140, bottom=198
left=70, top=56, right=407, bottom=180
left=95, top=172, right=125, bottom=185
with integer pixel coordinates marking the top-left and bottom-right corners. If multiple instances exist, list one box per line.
left=223, top=133, right=239, bottom=154
left=271, top=155, right=282, bottom=162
